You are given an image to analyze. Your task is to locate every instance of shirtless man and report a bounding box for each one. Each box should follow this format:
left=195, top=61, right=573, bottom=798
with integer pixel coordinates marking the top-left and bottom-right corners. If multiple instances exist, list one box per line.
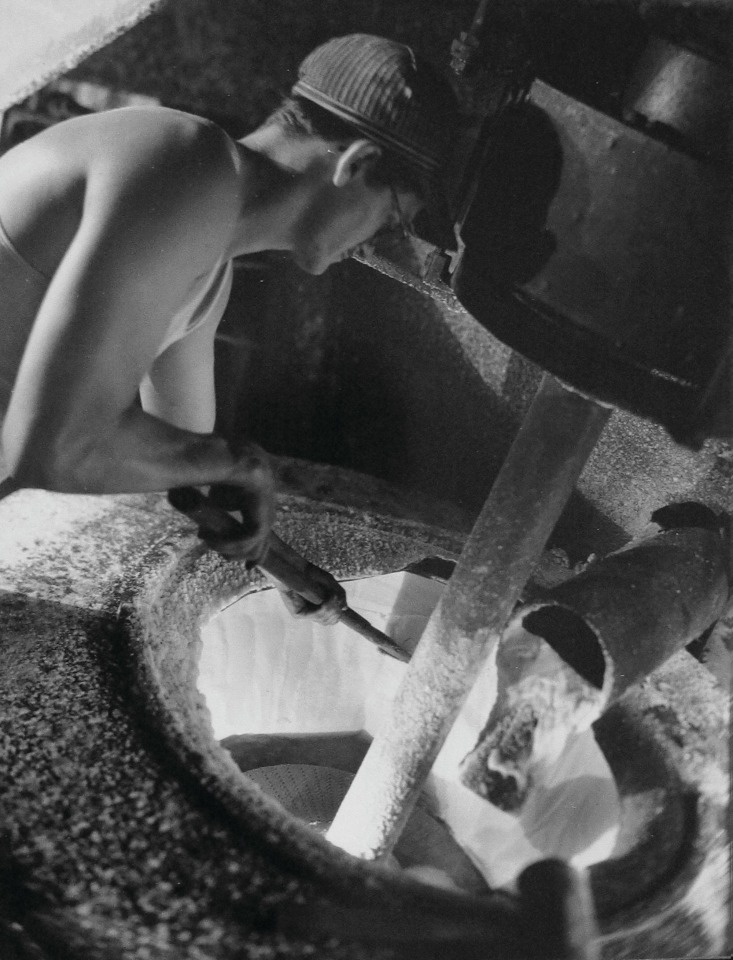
left=0, top=34, right=458, bottom=618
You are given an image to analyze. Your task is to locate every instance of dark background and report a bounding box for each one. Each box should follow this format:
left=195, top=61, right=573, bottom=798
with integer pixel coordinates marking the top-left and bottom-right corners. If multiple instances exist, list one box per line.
left=40, top=0, right=732, bottom=558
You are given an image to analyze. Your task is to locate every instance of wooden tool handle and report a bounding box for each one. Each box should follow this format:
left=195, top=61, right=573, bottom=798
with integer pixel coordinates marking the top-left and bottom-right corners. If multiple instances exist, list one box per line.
left=168, top=485, right=243, bottom=539
left=168, top=486, right=321, bottom=601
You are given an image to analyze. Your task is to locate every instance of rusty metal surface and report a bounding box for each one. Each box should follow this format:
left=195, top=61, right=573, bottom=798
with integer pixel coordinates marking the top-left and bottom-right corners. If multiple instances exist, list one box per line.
left=456, top=516, right=730, bottom=954
left=457, top=517, right=729, bottom=933
left=622, top=38, right=732, bottom=162
left=453, top=79, right=730, bottom=441
left=526, top=524, right=730, bottom=701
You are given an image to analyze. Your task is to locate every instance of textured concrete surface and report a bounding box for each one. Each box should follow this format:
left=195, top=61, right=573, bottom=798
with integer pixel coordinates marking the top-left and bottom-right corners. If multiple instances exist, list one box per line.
left=591, top=653, right=730, bottom=958
left=0, top=1, right=164, bottom=110
left=0, top=474, right=532, bottom=959
left=0, top=470, right=729, bottom=958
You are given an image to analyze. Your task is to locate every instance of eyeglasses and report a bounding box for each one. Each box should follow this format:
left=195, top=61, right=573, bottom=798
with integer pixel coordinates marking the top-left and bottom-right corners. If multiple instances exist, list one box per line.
left=371, top=184, right=415, bottom=244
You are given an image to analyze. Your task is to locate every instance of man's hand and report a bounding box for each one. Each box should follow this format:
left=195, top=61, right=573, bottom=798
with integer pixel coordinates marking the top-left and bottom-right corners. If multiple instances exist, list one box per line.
left=261, top=532, right=347, bottom=625
left=204, top=473, right=275, bottom=566
left=168, top=484, right=347, bottom=624
left=168, top=453, right=275, bottom=566
left=273, top=561, right=347, bottom=625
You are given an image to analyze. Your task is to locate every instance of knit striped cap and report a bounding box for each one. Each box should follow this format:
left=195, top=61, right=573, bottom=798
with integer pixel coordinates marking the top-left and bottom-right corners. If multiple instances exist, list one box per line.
left=292, top=34, right=459, bottom=179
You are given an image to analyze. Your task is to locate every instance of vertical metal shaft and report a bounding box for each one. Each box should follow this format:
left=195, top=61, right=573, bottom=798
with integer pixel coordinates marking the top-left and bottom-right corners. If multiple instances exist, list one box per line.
left=326, top=375, right=611, bottom=859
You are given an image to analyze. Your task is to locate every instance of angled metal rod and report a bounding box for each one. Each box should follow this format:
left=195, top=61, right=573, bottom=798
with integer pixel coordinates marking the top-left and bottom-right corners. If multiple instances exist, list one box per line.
left=326, top=374, right=612, bottom=859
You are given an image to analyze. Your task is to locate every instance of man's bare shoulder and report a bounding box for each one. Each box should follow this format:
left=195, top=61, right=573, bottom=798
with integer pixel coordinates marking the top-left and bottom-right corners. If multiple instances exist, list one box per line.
left=78, top=109, right=241, bottom=254
left=39, top=104, right=225, bottom=154
left=82, top=108, right=235, bottom=190
left=1, top=106, right=229, bottom=175
left=1, top=105, right=239, bottom=213
left=0, top=106, right=242, bottom=275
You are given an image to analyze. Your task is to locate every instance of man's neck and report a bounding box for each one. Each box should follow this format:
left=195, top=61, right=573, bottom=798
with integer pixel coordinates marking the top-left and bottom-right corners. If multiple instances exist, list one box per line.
left=224, top=127, right=333, bottom=260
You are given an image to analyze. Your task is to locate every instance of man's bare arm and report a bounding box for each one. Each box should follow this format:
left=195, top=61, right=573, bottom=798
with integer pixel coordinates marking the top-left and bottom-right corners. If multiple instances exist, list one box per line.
left=1, top=113, right=262, bottom=498
left=139, top=313, right=220, bottom=435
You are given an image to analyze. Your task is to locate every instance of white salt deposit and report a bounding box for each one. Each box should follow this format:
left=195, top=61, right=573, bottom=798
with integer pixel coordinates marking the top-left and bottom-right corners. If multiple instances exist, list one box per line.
left=198, top=572, right=620, bottom=889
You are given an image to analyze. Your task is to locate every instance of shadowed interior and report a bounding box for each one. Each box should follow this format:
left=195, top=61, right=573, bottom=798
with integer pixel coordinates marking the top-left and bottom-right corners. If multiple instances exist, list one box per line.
left=197, top=572, right=621, bottom=890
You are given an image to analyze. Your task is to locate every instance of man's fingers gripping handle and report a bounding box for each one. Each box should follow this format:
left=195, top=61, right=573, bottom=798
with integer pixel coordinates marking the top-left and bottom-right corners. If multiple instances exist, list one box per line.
left=168, top=485, right=243, bottom=540
left=167, top=486, right=320, bottom=601
left=167, top=487, right=407, bottom=661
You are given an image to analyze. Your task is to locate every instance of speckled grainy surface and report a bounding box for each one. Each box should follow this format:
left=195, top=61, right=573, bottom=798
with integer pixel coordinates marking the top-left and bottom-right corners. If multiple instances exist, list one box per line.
left=1, top=594, right=290, bottom=958
left=592, top=652, right=730, bottom=959
left=1, top=466, right=729, bottom=959
left=0, top=476, right=531, bottom=960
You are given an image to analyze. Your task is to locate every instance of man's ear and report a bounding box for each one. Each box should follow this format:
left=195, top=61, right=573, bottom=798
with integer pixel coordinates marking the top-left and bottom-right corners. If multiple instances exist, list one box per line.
left=332, top=139, right=381, bottom=188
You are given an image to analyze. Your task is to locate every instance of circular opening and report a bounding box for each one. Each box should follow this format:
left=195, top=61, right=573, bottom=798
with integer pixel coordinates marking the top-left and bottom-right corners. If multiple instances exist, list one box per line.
left=521, top=606, right=606, bottom=690
left=197, top=572, right=621, bottom=891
